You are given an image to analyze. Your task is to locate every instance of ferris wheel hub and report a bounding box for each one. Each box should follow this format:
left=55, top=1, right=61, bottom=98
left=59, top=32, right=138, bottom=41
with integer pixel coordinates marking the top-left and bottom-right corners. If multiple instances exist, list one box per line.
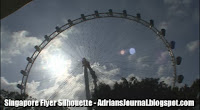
left=82, top=58, right=91, bottom=68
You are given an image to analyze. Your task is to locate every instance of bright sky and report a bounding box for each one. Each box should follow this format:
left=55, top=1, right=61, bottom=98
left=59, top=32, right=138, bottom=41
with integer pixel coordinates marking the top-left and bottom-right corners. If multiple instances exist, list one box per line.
left=1, top=0, right=199, bottom=103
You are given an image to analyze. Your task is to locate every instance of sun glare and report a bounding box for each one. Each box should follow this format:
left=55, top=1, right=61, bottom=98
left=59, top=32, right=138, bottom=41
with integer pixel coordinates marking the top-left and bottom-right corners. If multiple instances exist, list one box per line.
left=43, top=54, right=72, bottom=76
left=120, top=50, right=125, bottom=55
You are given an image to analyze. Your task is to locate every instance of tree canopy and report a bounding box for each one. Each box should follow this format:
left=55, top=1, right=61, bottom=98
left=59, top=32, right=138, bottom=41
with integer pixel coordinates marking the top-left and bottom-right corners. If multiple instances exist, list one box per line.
left=1, top=77, right=199, bottom=110
left=92, top=77, right=199, bottom=110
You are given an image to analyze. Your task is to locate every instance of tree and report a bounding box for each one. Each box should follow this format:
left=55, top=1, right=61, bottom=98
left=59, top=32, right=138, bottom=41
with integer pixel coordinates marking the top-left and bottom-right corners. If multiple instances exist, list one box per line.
left=91, top=77, right=200, bottom=110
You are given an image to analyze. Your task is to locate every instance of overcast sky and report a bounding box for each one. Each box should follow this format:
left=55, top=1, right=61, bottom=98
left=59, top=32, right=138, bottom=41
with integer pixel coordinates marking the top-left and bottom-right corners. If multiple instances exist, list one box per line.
left=1, top=0, right=199, bottom=104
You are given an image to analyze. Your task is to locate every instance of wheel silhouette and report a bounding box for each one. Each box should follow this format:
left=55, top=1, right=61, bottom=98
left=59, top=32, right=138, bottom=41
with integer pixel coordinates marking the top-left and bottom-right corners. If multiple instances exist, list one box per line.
left=17, top=10, right=182, bottom=100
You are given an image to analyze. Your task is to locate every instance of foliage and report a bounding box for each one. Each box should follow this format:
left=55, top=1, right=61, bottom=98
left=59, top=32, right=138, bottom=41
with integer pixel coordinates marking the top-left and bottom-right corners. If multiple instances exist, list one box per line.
left=0, top=78, right=199, bottom=110
left=92, top=77, right=200, bottom=110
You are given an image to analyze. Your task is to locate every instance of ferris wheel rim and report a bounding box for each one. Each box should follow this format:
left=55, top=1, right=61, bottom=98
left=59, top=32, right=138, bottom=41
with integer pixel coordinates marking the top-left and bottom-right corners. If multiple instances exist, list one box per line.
left=18, top=10, right=177, bottom=97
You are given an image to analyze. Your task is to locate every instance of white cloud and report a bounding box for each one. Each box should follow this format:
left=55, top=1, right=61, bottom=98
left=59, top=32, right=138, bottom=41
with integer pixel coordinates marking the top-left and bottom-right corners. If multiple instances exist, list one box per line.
left=128, top=54, right=137, bottom=61
left=155, top=51, right=169, bottom=64
left=186, top=40, right=199, bottom=52
left=157, top=65, right=166, bottom=76
left=159, top=76, right=184, bottom=87
left=136, top=56, right=148, bottom=63
left=159, top=21, right=169, bottom=29
left=1, top=77, right=20, bottom=92
left=126, top=73, right=142, bottom=82
left=0, top=77, right=49, bottom=99
left=91, top=62, right=120, bottom=86
left=159, top=76, right=174, bottom=86
left=128, top=55, right=152, bottom=73
left=164, top=0, right=191, bottom=6
left=156, top=51, right=172, bottom=76
left=1, top=27, right=85, bottom=101
left=1, top=61, right=122, bottom=101
left=1, top=30, right=42, bottom=64
left=135, top=56, right=150, bottom=68
left=164, top=0, right=192, bottom=17
left=1, top=74, right=85, bottom=100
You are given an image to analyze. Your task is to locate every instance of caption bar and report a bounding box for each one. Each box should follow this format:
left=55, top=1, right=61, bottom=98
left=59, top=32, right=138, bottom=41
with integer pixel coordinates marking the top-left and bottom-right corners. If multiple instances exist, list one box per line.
left=4, top=99, right=195, bottom=107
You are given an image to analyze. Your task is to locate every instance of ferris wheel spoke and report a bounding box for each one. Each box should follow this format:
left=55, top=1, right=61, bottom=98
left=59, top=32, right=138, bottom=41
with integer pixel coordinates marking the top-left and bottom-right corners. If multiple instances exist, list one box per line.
left=19, top=10, right=180, bottom=100
left=60, top=36, right=82, bottom=60
left=48, top=62, right=82, bottom=99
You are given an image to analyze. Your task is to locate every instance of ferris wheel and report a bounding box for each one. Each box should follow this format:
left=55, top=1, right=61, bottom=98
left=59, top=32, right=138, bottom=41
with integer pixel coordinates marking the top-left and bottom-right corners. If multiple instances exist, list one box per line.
left=17, top=9, right=183, bottom=101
